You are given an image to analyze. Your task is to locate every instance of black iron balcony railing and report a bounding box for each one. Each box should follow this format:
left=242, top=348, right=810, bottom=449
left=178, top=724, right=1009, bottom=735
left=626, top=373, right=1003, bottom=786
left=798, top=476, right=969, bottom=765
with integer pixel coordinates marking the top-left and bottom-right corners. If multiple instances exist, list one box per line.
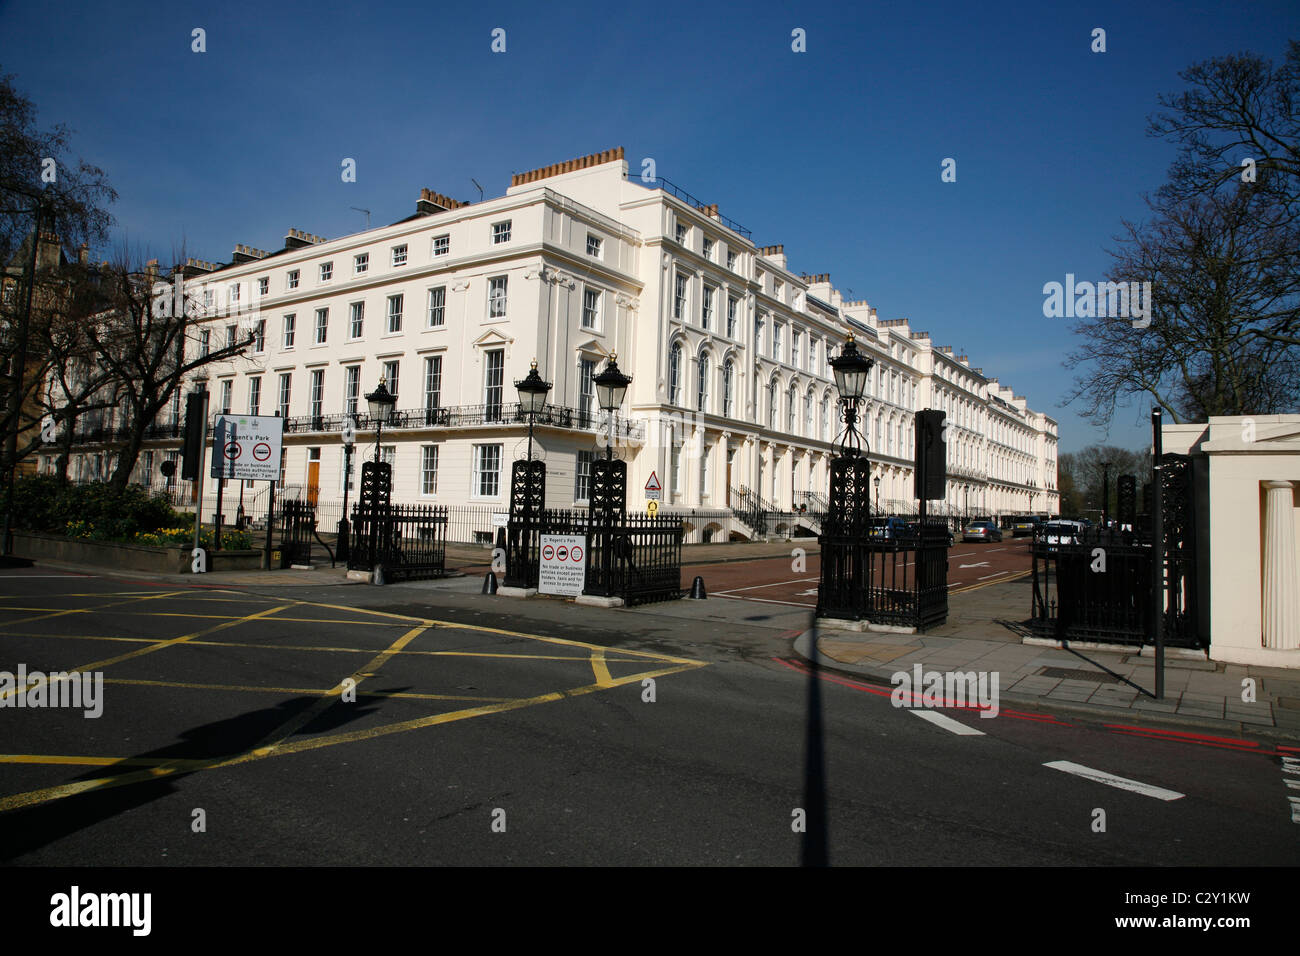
left=64, top=402, right=645, bottom=445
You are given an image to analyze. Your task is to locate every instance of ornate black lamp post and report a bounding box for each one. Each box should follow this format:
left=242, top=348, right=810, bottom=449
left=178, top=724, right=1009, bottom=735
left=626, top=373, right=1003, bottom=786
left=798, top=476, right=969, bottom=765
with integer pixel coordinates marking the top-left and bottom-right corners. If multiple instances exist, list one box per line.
left=593, top=353, right=631, bottom=462
left=829, top=334, right=873, bottom=458
left=590, top=353, right=632, bottom=599
left=338, top=417, right=356, bottom=562
left=357, top=378, right=397, bottom=576
left=816, top=334, right=875, bottom=621
left=365, top=378, right=396, bottom=464
left=874, top=473, right=881, bottom=515
left=504, top=361, right=553, bottom=590
left=515, top=360, right=552, bottom=461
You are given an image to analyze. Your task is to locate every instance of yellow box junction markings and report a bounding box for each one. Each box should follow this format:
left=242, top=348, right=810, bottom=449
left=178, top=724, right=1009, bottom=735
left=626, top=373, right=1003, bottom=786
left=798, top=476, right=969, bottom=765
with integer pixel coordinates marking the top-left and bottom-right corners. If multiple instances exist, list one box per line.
left=0, top=589, right=708, bottom=813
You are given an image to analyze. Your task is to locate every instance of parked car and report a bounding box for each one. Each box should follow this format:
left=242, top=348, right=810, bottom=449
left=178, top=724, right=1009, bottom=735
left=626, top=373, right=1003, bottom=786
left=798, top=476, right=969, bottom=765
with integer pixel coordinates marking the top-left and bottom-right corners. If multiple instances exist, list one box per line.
left=867, top=516, right=908, bottom=540
left=903, top=520, right=954, bottom=547
left=1011, top=515, right=1043, bottom=537
left=962, top=520, right=1003, bottom=543
left=1039, top=520, right=1087, bottom=550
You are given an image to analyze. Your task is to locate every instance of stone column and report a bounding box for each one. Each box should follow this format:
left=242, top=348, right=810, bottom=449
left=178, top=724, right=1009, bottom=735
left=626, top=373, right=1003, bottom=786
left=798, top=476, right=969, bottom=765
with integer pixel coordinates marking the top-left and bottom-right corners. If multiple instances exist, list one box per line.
left=1262, top=480, right=1299, bottom=650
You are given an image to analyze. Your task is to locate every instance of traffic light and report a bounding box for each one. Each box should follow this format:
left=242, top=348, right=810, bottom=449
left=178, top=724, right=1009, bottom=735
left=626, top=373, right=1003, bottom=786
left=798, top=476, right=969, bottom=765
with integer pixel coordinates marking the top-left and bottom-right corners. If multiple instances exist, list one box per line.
left=914, top=409, right=946, bottom=501
left=180, top=392, right=206, bottom=481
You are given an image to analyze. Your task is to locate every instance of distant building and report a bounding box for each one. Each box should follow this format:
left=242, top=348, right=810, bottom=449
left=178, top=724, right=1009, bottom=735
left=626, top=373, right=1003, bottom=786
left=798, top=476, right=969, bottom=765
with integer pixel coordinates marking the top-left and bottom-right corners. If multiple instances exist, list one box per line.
left=56, top=149, right=1058, bottom=537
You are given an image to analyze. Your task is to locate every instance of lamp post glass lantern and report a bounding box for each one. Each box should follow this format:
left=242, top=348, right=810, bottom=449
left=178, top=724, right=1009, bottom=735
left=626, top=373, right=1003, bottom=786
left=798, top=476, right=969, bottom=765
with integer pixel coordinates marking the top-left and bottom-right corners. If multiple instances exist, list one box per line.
left=514, top=359, right=552, bottom=461
left=829, top=334, right=874, bottom=457
left=593, top=352, right=631, bottom=459
left=365, top=377, right=396, bottom=464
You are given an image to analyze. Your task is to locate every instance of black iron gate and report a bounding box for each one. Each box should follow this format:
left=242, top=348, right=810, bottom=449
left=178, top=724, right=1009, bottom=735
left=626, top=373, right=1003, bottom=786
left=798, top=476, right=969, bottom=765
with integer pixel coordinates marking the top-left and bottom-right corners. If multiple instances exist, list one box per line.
left=505, top=508, right=683, bottom=605
left=279, top=499, right=315, bottom=568
left=1030, top=454, right=1201, bottom=649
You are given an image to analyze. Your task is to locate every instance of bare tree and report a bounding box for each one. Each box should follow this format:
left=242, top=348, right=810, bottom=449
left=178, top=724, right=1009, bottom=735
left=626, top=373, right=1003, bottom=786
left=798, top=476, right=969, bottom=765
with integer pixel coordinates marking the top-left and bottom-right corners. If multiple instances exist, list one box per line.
left=1148, top=40, right=1300, bottom=349
left=79, top=256, right=253, bottom=490
left=1065, top=184, right=1300, bottom=427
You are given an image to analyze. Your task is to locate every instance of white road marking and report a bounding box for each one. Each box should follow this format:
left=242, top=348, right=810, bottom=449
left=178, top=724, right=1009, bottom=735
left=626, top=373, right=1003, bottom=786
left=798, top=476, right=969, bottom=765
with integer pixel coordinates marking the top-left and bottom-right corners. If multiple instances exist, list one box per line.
left=1044, top=760, right=1185, bottom=801
left=909, top=710, right=985, bottom=736
left=958, top=561, right=990, bottom=569
left=978, top=570, right=1010, bottom=580
left=715, top=594, right=816, bottom=608
left=713, top=576, right=820, bottom=594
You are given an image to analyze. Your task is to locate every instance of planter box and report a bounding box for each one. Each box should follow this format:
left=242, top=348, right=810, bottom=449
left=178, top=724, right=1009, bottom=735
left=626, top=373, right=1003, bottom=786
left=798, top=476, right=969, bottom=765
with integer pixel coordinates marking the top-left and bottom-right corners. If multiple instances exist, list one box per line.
left=12, top=531, right=264, bottom=574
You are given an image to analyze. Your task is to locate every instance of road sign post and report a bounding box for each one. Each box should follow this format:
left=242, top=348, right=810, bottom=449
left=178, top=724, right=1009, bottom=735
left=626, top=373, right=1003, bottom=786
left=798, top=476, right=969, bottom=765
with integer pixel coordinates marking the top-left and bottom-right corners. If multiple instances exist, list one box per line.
left=539, top=533, right=587, bottom=596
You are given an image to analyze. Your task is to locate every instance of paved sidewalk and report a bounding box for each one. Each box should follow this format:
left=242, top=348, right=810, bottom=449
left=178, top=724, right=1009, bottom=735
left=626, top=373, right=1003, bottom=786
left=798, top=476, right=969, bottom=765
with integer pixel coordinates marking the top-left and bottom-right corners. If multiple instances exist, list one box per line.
left=799, top=575, right=1300, bottom=740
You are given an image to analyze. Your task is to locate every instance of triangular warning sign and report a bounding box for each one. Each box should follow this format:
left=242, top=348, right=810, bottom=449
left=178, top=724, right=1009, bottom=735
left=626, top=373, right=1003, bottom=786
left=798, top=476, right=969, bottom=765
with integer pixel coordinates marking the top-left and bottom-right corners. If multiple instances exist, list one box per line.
left=645, top=471, right=662, bottom=491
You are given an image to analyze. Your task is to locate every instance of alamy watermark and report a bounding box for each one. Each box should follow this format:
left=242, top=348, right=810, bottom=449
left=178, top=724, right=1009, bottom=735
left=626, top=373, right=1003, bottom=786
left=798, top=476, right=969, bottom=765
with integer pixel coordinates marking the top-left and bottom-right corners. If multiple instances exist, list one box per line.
left=0, top=665, right=104, bottom=718
left=1042, top=274, right=1152, bottom=328
left=890, top=664, right=999, bottom=718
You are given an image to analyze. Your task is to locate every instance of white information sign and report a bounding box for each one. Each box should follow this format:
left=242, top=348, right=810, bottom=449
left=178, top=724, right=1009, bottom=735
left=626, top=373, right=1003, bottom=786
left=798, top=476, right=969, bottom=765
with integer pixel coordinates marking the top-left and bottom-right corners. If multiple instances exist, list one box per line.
left=644, top=470, right=662, bottom=501
left=210, top=414, right=284, bottom=481
left=492, top=512, right=510, bottom=528
left=539, top=533, right=587, bottom=597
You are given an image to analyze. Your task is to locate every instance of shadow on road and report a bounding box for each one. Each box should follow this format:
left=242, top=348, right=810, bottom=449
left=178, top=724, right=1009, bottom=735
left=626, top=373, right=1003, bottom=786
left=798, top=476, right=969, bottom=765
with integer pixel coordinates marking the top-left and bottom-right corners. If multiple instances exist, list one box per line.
left=0, top=689, right=393, bottom=861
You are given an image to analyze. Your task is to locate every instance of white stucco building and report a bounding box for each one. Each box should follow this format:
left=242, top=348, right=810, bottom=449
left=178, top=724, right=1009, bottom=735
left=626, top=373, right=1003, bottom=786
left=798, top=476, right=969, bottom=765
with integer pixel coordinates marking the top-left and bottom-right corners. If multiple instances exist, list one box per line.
left=57, top=148, right=1058, bottom=539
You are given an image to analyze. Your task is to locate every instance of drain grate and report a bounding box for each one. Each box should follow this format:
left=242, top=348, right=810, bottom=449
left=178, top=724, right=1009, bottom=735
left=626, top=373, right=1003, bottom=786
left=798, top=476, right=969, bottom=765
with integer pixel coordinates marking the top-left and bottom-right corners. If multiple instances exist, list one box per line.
left=1038, top=666, right=1124, bottom=684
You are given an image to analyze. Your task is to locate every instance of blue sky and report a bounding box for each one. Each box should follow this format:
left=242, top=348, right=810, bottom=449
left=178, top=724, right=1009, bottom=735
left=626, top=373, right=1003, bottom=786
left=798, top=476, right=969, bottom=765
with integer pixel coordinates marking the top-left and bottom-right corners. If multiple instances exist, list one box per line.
left=3, top=0, right=1296, bottom=453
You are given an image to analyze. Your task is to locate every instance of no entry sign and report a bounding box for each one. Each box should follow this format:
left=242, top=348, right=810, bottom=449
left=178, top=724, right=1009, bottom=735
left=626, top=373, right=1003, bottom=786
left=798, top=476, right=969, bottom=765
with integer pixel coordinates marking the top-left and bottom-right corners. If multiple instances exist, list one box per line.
left=211, top=415, right=284, bottom=481
left=539, top=533, right=586, bottom=597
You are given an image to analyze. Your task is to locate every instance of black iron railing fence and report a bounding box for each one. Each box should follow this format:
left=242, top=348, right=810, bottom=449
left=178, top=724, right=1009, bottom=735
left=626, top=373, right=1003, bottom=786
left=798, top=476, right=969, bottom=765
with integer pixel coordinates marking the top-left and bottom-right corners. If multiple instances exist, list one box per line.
left=347, top=503, right=448, bottom=581
left=816, top=516, right=949, bottom=630
left=63, top=401, right=646, bottom=445
left=505, top=508, right=684, bottom=605
left=1029, top=523, right=1200, bottom=649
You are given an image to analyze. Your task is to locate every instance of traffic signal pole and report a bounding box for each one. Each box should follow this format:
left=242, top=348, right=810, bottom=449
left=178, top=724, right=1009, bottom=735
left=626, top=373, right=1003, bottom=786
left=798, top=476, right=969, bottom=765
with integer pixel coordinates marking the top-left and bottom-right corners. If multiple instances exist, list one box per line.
left=190, top=390, right=209, bottom=566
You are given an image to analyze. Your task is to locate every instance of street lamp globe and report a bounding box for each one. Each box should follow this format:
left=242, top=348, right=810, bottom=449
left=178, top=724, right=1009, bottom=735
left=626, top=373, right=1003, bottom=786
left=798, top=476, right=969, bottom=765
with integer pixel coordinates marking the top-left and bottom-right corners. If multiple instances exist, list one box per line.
left=514, top=359, right=552, bottom=415
left=594, top=352, right=631, bottom=412
left=365, top=378, right=396, bottom=424
left=830, top=334, right=872, bottom=402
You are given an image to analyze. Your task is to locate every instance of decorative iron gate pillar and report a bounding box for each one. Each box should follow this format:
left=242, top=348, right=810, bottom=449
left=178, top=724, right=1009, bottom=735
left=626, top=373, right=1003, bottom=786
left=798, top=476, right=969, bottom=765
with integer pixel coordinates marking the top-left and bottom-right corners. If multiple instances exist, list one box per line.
left=506, top=458, right=546, bottom=588
left=590, top=457, right=627, bottom=597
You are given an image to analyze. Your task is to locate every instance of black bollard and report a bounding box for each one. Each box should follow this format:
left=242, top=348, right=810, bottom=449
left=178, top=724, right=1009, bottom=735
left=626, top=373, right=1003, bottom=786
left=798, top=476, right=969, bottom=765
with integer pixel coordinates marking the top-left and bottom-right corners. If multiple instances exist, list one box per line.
left=482, top=570, right=499, bottom=595
left=688, top=575, right=707, bottom=600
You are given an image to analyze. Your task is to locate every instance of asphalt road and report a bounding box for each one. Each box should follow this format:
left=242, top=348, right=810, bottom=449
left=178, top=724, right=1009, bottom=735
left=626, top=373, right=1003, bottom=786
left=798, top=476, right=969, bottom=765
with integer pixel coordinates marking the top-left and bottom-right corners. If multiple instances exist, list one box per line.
left=699, top=538, right=1033, bottom=609
left=0, top=566, right=1294, bottom=866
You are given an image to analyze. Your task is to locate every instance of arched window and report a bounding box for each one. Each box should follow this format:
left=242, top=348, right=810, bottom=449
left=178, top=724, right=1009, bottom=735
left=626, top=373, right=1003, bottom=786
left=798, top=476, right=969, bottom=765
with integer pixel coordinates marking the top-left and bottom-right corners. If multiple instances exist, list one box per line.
left=722, top=360, right=734, bottom=417
left=697, top=352, right=710, bottom=412
left=787, top=384, right=796, bottom=433
left=821, top=395, right=830, bottom=441
left=669, top=343, right=682, bottom=405
left=767, top=380, right=778, bottom=428
left=804, top=389, right=814, bottom=436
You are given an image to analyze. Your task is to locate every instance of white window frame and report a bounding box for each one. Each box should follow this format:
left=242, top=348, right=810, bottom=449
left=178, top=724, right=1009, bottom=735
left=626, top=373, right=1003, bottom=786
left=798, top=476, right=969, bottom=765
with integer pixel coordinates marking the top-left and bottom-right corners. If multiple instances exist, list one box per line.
left=582, top=288, right=601, bottom=330
left=427, top=286, right=446, bottom=327
left=391, top=244, right=408, bottom=267
left=282, top=314, right=295, bottom=350
left=354, top=253, right=369, bottom=275
left=387, top=294, right=403, bottom=334
left=488, top=276, right=508, bottom=319
left=349, top=302, right=364, bottom=339
left=586, top=234, right=602, bottom=258
left=472, top=443, right=503, bottom=498
left=286, top=269, right=299, bottom=291
left=492, top=220, right=512, bottom=244
left=314, top=308, right=328, bottom=344
left=319, top=261, right=333, bottom=282
left=421, top=445, right=439, bottom=496
left=431, top=234, right=449, bottom=257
